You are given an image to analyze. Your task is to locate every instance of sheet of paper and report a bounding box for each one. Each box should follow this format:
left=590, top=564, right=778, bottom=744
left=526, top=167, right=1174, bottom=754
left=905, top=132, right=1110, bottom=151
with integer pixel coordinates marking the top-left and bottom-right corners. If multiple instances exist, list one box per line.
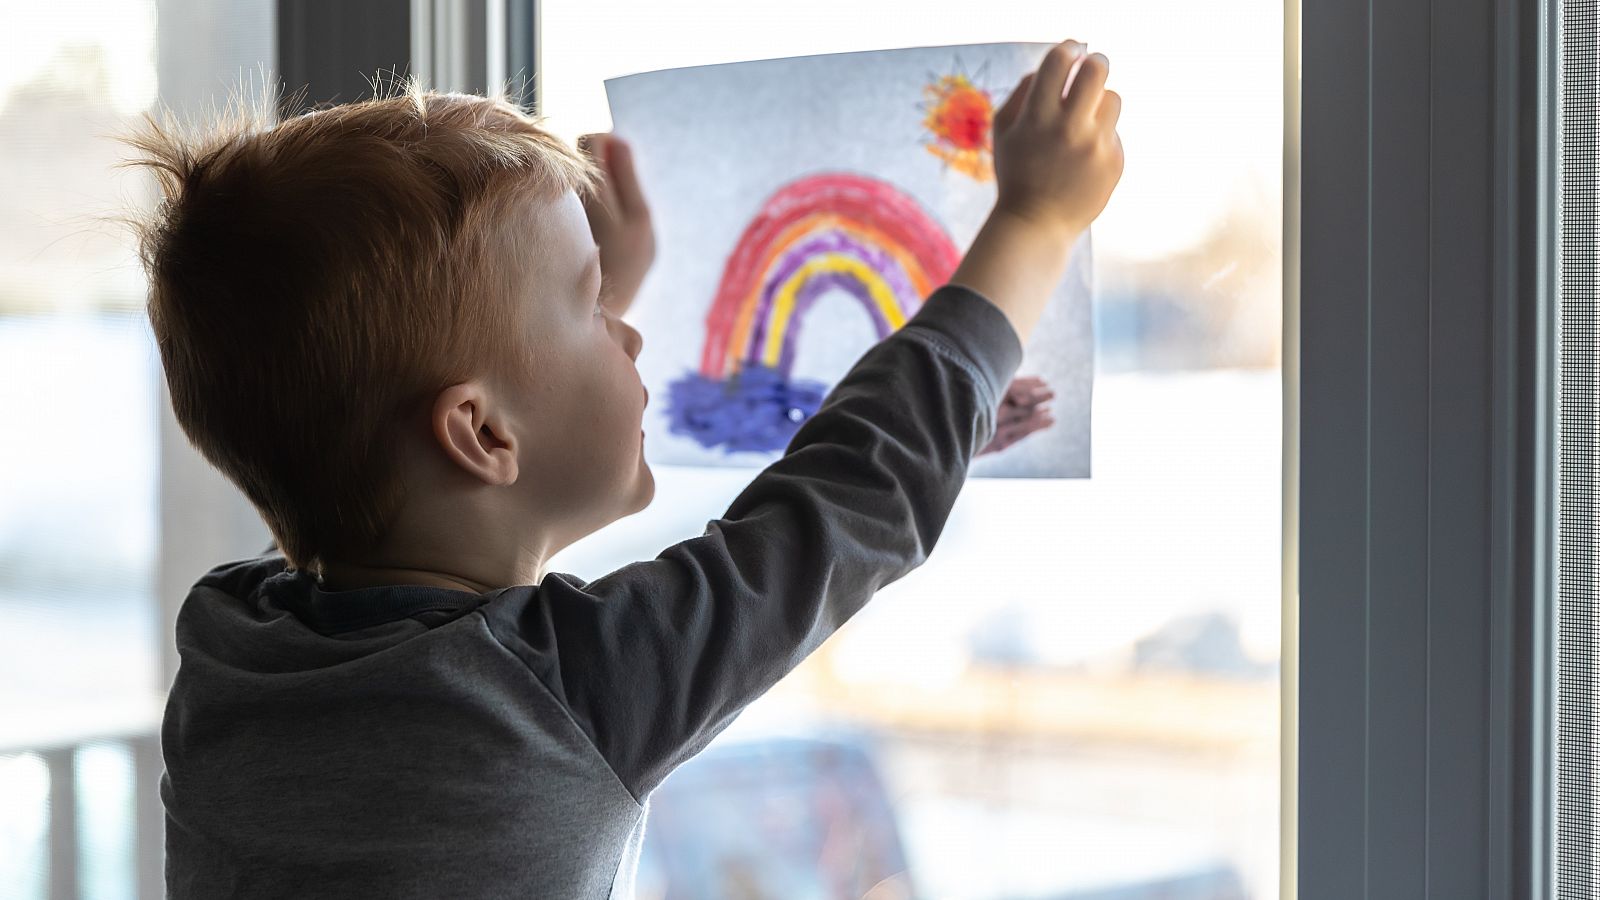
left=605, top=42, right=1093, bottom=478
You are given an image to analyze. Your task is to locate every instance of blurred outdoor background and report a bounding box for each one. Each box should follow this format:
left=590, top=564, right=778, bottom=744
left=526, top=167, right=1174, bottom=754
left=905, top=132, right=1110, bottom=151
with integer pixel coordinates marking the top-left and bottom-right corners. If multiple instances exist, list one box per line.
left=0, top=0, right=1284, bottom=897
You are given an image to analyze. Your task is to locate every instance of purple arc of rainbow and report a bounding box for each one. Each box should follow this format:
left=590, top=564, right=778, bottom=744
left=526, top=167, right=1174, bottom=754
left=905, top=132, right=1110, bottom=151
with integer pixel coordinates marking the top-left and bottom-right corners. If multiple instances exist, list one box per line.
left=699, top=172, right=961, bottom=382
left=747, top=230, right=918, bottom=370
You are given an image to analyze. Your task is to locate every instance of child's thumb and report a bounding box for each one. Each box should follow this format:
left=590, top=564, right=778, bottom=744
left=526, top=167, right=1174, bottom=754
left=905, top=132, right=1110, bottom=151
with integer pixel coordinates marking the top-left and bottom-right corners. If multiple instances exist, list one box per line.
left=992, top=72, right=1034, bottom=136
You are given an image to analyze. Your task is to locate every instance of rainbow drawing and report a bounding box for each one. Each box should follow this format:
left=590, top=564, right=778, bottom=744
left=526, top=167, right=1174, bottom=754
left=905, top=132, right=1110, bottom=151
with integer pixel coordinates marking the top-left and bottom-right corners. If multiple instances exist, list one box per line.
left=665, top=172, right=961, bottom=454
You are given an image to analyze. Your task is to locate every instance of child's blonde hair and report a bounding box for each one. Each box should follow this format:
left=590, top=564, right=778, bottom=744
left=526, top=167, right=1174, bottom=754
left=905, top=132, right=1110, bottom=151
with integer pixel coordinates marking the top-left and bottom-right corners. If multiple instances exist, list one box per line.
left=119, top=78, right=602, bottom=576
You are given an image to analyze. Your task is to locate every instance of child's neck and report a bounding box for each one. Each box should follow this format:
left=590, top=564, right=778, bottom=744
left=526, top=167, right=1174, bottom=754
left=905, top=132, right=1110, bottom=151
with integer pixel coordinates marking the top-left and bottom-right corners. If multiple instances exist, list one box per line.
left=318, top=560, right=500, bottom=595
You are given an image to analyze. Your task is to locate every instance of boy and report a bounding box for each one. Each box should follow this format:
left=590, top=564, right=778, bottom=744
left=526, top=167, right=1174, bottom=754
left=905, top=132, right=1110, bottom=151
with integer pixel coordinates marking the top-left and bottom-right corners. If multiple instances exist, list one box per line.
left=129, top=38, right=1121, bottom=898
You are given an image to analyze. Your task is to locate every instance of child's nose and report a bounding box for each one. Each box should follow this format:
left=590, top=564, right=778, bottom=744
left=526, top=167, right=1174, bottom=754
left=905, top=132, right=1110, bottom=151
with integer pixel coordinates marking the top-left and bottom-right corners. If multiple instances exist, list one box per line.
left=622, top=320, right=643, bottom=360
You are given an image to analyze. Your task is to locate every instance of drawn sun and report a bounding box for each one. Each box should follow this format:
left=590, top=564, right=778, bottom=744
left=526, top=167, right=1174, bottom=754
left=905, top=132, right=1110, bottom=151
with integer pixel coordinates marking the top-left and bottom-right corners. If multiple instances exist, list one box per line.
left=919, top=60, right=995, bottom=182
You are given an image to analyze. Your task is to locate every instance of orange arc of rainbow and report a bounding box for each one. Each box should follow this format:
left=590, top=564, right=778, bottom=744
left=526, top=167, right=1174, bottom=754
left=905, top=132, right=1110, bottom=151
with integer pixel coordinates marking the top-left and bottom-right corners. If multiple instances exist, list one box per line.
left=723, top=213, right=937, bottom=379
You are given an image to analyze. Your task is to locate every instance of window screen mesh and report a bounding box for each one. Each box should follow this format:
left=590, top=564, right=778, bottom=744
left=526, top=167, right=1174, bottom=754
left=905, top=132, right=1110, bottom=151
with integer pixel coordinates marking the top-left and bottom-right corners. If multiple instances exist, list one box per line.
left=1560, top=0, right=1599, bottom=893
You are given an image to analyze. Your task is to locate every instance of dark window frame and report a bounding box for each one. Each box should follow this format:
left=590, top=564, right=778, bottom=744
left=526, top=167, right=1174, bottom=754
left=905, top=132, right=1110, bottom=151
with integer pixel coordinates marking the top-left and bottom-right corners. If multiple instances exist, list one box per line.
left=1296, top=0, right=1556, bottom=893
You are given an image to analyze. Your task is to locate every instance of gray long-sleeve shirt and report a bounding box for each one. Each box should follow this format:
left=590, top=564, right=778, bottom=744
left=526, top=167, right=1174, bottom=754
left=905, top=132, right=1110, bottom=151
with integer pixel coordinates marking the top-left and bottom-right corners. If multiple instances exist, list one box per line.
left=160, top=282, right=1025, bottom=899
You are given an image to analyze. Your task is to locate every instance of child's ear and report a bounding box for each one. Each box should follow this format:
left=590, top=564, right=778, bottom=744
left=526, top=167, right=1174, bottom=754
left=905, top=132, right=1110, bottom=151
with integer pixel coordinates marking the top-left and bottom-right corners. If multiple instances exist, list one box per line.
left=431, top=382, right=518, bottom=487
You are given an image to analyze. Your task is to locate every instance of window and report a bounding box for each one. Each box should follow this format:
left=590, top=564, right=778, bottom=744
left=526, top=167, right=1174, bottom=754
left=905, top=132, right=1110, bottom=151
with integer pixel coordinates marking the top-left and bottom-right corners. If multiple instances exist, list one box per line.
left=0, top=4, right=275, bottom=897
left=535, top=2, right=1285, bottom=896
left=0, top=5, right=164, bottom=896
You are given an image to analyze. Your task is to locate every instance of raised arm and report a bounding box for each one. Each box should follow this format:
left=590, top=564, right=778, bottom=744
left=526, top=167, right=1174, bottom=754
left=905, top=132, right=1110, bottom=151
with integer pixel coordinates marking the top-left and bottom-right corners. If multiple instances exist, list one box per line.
left=482, top=282, right=1022, bottom=800
left=496, top=38, right=1126, bottom=802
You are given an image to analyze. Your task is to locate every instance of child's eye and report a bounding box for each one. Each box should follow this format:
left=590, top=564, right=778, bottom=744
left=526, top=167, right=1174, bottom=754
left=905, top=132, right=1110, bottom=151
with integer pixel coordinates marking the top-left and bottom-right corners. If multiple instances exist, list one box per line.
left=594, top=276, right=613, bottom=317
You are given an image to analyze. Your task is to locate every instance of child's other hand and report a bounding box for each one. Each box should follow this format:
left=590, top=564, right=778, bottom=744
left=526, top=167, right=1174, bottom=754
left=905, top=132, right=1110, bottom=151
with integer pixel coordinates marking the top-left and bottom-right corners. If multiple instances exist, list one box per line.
left=976, top=375, right=1056, bottom=457
left=989, top=40, right=1124, bottom=240
left=577, top=133, right=656, bottom=316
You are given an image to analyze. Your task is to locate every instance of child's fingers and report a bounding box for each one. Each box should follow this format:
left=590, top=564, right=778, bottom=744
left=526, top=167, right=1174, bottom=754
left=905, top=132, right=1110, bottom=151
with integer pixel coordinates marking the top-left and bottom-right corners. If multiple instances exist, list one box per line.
left=999, top=401, right=1052, bottom=427
left=991, top=404, right=1056, bottom=453
left=579, top=133, right=632, bottom=215
left=1023, top=404, right=1056, bottom=426
left=606, top=139, right=650, bottom=219
left=997, top=410, right=1055, bottom=444
left=1098, top=88, right=1123, bottom=130
left=576, top=132, right=609, bottom=161
left=1028, top=40, right=1086, bottom=123
left=992, top=71, right=1034, bottom=136
left=577, top=134, right=621, bottom=214
left=1003, top=374, right=1045, bottom=403
left=1064, top=53, right=1110, bottom=130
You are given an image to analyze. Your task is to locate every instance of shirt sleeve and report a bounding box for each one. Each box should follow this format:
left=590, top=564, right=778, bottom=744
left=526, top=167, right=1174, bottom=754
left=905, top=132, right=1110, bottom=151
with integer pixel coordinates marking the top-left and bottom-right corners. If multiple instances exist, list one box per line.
left=479, top=282, right=1026, bottom=801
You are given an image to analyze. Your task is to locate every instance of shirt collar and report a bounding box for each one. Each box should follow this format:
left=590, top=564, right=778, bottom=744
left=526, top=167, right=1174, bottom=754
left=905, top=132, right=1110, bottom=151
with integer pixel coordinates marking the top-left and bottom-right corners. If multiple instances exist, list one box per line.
left=259, top=566, right=501, bottom=635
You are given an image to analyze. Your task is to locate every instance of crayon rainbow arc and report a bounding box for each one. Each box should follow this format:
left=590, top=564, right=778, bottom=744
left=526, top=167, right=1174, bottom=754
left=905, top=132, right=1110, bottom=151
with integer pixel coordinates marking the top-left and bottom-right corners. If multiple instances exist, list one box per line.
left=666, top=172, right=961, bottom=454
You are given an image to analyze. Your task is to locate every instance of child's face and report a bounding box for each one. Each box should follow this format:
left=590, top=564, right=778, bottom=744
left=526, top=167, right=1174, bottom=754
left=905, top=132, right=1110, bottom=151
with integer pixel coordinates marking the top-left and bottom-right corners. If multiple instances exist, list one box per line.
left=494, top=188, right=654, bottom=538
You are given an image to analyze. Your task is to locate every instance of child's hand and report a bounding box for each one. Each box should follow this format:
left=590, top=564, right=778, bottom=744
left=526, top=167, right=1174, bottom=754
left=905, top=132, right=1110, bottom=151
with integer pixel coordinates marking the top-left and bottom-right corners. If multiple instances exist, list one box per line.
left=577, top=133, right=656, bottom=317
left=989, top=40, right=1124, bottom=240
left=977, top=375, right=1056, bottom=457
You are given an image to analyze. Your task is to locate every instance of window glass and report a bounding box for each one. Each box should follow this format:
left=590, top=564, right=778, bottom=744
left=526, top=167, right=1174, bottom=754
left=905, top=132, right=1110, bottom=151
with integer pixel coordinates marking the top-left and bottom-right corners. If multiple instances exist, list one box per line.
left=538, top=3, right=1284, bottom=897
left=0, top=5, right=162, bottom=895
left=0, top=3, right=271, bottom=895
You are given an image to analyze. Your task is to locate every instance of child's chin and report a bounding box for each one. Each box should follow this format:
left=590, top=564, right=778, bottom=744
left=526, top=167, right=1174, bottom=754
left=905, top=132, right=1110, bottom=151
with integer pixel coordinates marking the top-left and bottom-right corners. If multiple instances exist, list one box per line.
left=633, top=461, right=655, bottom=509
